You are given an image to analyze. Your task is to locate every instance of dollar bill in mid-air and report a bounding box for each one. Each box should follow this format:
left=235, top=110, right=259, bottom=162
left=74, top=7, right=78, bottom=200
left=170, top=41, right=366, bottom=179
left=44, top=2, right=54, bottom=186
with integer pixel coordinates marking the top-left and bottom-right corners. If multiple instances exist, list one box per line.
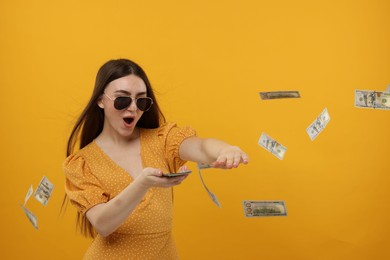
left=20, top=204, right=38, bottom=229
left=259, top=91, right=301, bottom=100
left=306, top=108, right=331, bottom=140
left=354, top=90, right=390, bottom=110
left=197, top=163, right=221, bottom=208
left=24, top=185, right=33, bottom=206
left=258, top=133, right=287, bottom=160
left=242, top=200, right=287, bottom=217
left=34, top=176, right=54, bottom=206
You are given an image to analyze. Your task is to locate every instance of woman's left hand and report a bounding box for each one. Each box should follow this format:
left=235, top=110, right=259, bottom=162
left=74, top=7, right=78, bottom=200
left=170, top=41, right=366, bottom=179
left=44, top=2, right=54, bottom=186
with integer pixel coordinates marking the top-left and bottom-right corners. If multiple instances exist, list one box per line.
left=211, top=146, right=249, bottom=169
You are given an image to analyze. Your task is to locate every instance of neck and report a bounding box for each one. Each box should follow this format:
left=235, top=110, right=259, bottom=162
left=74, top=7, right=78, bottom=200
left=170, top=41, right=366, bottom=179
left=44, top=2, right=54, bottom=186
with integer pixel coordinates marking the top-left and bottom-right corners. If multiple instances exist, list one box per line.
left=96, top=127, right=140, bottom=148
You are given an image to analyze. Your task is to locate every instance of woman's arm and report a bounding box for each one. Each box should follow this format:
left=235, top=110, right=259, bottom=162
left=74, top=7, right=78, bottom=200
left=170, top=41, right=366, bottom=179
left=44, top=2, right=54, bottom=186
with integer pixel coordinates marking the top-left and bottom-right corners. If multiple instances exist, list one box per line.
left=85, top=167, right=188, bottom=237
left=179, top=137, right=249, bottom=168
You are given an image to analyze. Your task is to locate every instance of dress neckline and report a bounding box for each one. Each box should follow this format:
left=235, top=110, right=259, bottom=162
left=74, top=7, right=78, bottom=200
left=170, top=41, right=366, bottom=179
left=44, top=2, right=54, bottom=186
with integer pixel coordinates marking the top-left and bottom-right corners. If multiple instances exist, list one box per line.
left=91, top=128, right=145, bottom=181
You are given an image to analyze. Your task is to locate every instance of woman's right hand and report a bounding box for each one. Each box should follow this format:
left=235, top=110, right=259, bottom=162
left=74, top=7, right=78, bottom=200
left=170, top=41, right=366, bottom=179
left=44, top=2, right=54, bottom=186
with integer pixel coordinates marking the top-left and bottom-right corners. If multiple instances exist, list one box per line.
left=136, top=166, right=189, bottom=189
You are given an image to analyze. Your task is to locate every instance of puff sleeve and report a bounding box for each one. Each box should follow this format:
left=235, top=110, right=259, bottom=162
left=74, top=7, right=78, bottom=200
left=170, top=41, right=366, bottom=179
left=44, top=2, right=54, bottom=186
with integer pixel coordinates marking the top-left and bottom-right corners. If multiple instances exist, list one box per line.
left=158, top=122, right=196, bottom=172
left=63, top=154, right=110, bottom=215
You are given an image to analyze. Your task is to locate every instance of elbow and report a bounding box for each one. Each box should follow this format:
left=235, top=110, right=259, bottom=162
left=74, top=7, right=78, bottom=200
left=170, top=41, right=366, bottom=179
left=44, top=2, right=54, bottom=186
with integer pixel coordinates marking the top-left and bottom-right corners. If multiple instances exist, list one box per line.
left=97, top=229, right=113, bottom=238
left=86, top=205, right=117, bottom=237
left=87, top=214, right=115, bottom=237
left=93, top=221, right=115, bottom=237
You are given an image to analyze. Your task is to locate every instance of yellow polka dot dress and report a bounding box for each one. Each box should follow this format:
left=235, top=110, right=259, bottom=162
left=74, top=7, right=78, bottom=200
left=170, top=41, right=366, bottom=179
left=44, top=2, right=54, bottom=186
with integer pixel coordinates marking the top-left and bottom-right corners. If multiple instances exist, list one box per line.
left=64, top=122, right=196, bottom=259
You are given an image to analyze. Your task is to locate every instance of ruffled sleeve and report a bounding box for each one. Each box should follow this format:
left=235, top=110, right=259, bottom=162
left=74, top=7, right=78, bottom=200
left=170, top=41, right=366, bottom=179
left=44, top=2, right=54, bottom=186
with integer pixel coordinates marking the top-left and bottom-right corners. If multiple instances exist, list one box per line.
left=158, top=122, right=196, bottom=172
left=63, top=154, right=110, bottom=215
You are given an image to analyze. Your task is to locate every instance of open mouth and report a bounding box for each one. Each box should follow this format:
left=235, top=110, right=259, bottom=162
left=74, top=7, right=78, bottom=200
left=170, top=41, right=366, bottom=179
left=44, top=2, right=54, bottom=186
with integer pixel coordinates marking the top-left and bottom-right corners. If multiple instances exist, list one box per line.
left=123, top=117, right=134, bottom=124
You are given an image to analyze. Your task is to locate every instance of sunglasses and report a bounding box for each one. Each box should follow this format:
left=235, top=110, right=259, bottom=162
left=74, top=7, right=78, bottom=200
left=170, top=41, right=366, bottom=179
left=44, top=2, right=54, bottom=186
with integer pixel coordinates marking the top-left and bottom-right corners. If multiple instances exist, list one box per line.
left=103, top=93, right=153, bottom=111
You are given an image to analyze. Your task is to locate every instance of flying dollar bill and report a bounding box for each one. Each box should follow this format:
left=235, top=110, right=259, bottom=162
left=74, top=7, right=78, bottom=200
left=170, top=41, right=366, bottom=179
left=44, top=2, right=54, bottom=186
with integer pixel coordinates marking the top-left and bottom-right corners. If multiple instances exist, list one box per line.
left=259, top=91, right=301, bottom=100
left=34, top=176, right=54, bottom=206
left=242, top=200, right=287, bottom=217
left=355, top=90, right=390, bottom=110
left=197, top=163, right=221, bottom=208
left=258, top=132, right=287, bottom=160
left=24, top=185, right=33, bottom=206
left=20, top=204, right=38, bottom=229
left=306, top=108, right=330, bottom=140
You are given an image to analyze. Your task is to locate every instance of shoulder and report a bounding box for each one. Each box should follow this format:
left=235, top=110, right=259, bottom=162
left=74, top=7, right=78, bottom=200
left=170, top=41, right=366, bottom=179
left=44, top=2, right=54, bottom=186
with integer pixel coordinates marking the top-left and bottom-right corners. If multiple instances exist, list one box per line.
left=63, top=142, right=98, bottom=172
left=142, top=122, right=196, bottom=138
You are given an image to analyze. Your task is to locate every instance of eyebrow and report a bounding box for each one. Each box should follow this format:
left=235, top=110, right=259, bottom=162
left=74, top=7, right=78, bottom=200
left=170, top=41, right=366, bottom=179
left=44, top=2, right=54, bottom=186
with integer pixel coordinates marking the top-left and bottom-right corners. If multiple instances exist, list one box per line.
left=113, top=90, right=147, bottom=96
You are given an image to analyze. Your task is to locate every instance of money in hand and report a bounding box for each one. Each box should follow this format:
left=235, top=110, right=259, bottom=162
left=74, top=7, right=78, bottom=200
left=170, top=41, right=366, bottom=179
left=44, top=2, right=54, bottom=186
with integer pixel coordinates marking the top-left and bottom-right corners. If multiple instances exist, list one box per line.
left=259, top=91, right=301, bottom=100
left=243, top=200, right=287, bottom=217
left=355, top=90, right=390, bottom=110
left=258, top=133, right=287, bottom=160
left=198, top=163, right=211, bottom=170
left=306, top=108, right=330, bottom=140
left=20, top=204, right=38, bottom=229
left=34, top=176, right=54, bottom=206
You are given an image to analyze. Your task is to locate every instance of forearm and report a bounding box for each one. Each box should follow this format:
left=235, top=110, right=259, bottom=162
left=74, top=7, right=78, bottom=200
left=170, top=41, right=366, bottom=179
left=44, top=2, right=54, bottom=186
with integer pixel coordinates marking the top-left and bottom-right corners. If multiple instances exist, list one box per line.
left=180, top=136, right=248, bottom=169
left=199, top=138, right=232, bottom=163
left=86, top=178, right=148, bottom=237
left=180, top=137, right=226, bottom=164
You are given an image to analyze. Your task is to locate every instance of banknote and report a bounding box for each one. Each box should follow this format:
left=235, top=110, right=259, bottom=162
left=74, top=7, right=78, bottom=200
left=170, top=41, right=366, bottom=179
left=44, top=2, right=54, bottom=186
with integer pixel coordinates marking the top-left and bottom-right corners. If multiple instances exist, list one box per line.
left=306, top=108, right=331, bottom=140
left=198, top=163, right=211, bottom=170
left=197, top=163, right=221, bottom=208
left=258, top=132, right=287, bottom=160
left=34, top=176, right=54, bottom=206
left=24, top=185, right=33, bottom=206
left=20, top=204, right=38, bottom=229
left=355, top=90, right=390, bottom=110
left=243, top=200, right=287, bottom=217
left=259, top=91, right=301, bottom=100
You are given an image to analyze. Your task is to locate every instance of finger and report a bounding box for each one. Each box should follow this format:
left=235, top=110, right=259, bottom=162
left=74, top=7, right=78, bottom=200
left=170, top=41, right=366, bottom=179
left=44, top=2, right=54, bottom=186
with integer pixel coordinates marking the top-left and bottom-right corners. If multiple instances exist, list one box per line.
left=211, top=161, right=223, bottom=168
left=144, top=168, right=162, bottom=177
left=241, top=153, right=249, bottom=164
left=232, top=153, right=243, bottom=167
left=154, top=169, right=163, bottom=177
left=178, top=165, right=188, bottom=172
left=216, top=155, right=228, bottom=166
left=225, top=156, right=234, bottom=168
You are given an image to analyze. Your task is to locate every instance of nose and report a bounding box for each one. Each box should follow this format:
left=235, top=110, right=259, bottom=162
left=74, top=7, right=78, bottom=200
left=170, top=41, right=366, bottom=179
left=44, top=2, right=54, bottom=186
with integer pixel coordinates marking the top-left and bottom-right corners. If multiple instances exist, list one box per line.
left=127, top=97, right=138, bottom=111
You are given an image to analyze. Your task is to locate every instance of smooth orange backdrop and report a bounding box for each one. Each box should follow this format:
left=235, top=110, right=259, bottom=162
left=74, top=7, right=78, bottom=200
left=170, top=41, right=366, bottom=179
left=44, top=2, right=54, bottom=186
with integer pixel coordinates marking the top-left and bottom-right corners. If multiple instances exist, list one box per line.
left=1, top=0, right=389, bottom=259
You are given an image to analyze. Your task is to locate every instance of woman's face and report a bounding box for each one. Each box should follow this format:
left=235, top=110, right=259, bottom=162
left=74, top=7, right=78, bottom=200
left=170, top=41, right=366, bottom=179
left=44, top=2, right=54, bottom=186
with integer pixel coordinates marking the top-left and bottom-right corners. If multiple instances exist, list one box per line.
left=99, top=74, right=148, bottom=140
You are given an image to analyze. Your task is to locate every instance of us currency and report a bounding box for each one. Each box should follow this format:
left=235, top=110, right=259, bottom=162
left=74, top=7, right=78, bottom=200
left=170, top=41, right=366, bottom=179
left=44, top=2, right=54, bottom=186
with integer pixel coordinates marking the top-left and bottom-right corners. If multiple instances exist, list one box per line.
left=355, top=90, right=390, bottom=110
left=24, top=185, right=33, bottom=206
left=34, top=176, right=54, bottom=206
left=243, top=200, right=287, bottom=217
left=258, top=133, right=287, bottom=160
left=198, top=163, right=211, bottom=170
left=259, top=91, right=301, bottom=100
left=197, top=163, right=221, bottom=208
left=20, top=204, right=38, bottom=229
left=306, top=108, right=331, bottom=140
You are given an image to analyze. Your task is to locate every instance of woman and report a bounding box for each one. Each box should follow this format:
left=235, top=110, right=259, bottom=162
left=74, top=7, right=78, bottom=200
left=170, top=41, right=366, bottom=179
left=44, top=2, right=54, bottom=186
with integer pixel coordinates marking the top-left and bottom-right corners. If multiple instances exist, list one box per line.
left=64, top=58, right=248, bottom=259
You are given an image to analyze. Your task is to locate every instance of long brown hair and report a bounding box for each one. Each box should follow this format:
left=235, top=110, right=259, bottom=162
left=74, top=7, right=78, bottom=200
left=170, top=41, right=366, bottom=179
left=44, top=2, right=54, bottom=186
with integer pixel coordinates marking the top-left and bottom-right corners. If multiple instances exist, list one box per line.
left=63, top=59, right=165, bottom=237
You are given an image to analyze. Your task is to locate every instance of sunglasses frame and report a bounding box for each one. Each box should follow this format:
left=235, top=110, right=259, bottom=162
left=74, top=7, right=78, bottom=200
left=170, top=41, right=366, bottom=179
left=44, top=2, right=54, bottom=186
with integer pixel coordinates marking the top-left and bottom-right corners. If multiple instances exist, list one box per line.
left=103, top=93, right=154, bottom=111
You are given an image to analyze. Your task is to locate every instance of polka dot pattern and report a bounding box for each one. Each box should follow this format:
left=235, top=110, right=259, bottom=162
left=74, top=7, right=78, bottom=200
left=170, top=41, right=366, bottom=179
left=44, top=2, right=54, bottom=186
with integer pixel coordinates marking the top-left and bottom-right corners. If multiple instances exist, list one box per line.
left=64, top=122, right=196, bottom=259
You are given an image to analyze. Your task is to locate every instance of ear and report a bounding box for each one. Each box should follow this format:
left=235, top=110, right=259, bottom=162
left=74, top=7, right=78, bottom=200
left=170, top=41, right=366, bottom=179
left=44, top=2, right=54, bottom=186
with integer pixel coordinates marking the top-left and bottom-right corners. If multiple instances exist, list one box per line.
left=97, top=96, right=104, bottom=109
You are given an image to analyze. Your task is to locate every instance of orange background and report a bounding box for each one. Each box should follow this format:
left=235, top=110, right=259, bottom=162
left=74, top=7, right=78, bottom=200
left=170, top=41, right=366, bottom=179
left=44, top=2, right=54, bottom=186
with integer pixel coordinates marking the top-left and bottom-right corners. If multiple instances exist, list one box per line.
left=1, top=0, right=389, bottom=259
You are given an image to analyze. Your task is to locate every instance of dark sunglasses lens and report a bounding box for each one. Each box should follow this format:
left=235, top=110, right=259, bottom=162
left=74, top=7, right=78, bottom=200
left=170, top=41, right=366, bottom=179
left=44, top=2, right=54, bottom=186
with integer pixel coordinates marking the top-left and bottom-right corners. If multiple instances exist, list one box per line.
left=114, top=97, right=132, bottom=110
left=137, top=98, right=153, bottom=111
